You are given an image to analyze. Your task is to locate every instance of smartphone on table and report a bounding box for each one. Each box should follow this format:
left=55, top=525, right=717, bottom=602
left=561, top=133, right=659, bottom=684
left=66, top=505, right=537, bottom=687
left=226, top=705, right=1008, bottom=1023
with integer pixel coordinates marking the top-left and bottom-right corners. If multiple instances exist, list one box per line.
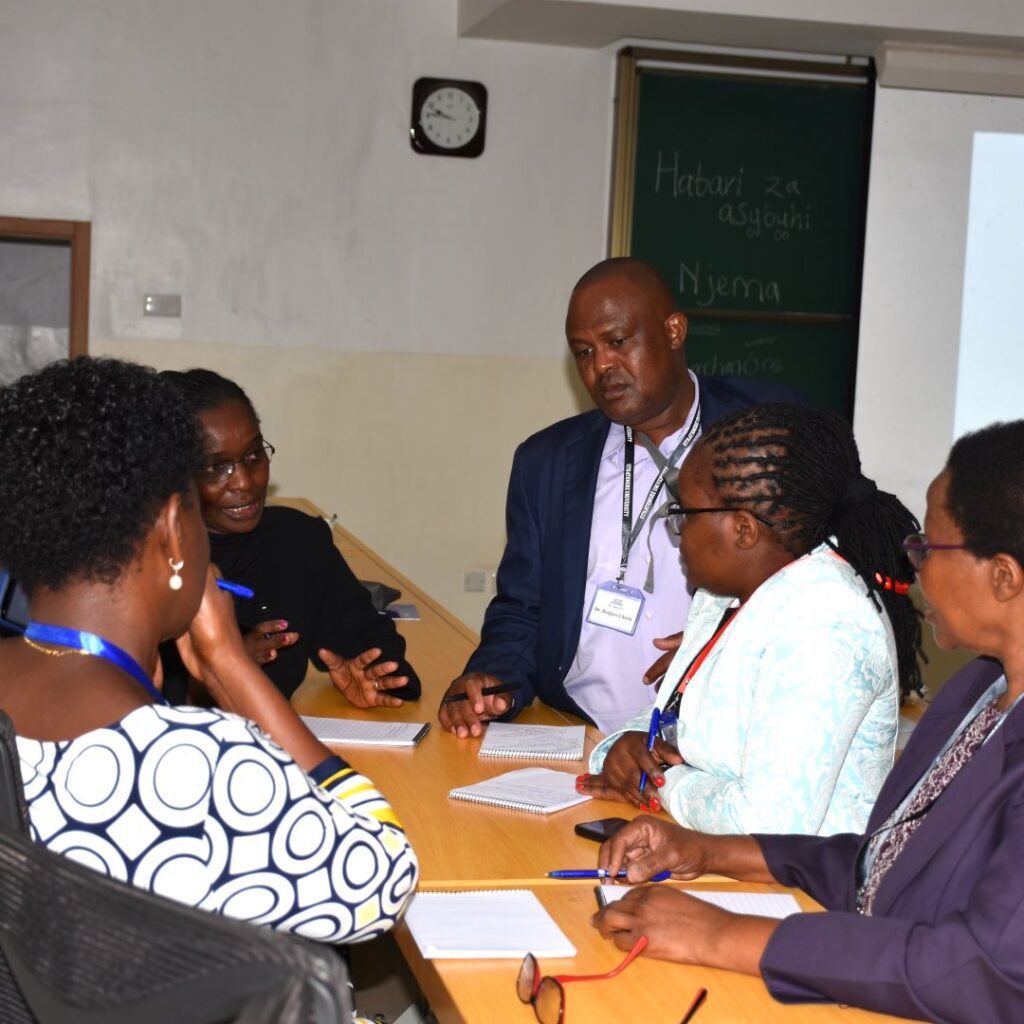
left=574, top=817, right=629, bottom=843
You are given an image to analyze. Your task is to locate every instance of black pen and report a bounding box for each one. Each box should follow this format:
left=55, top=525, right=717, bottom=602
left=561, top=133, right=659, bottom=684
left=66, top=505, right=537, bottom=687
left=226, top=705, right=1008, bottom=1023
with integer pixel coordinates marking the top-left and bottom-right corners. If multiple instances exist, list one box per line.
left=441, top=682, right=521, bottom=705
left=679, top=988, right=707, bottom=1024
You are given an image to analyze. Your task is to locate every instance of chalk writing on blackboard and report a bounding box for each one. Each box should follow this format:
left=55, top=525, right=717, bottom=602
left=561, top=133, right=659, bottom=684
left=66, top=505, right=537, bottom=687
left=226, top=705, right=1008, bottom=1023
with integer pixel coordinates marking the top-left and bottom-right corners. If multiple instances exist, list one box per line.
left=679, top=260, right=781, bottom=308
left=717, top=203, right=812, bottom=240
left=689, top=336, right=785, bottom=378
left=654, top=154, right=745, bottom=198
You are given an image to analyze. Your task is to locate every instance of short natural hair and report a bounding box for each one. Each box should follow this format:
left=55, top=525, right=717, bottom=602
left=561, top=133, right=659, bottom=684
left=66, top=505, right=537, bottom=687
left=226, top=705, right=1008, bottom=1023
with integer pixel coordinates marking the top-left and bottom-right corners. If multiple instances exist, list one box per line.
left=0, top=358, right=203, bottom=593
left=946, top=420, right=1024, bottom=565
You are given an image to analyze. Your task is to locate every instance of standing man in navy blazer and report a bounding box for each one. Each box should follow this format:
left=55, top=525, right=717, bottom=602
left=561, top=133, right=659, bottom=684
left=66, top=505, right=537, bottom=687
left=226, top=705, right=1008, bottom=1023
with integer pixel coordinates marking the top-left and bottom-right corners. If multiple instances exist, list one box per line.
left=439, top=258, right=798, bottom=735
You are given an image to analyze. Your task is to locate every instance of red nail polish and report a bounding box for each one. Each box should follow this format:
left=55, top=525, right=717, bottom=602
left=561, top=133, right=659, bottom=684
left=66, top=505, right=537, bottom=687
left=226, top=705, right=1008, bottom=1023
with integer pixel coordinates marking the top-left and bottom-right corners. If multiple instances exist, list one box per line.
left=279, top=620, right=288, bottom=629
left=655, top=775, right=665, bottom=788
left=649, top=796, right=662, bottom=813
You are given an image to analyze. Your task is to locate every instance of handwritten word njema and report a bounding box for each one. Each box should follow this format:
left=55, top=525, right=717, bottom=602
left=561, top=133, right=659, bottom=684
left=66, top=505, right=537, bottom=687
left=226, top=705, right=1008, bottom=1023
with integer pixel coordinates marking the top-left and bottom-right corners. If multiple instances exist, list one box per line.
left=679, top=260, right=781, bottom=308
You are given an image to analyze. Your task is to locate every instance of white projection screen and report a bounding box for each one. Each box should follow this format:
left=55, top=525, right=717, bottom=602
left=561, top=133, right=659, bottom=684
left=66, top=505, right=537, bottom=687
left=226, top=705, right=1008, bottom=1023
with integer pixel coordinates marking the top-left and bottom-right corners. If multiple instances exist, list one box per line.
left=954, top=131, right=1024, bottom=438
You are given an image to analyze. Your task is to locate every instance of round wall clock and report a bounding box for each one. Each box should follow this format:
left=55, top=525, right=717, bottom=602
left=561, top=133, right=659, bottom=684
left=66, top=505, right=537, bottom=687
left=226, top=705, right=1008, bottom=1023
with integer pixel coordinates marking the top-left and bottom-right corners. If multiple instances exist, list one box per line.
left=410, top=78, right=488, bottom=158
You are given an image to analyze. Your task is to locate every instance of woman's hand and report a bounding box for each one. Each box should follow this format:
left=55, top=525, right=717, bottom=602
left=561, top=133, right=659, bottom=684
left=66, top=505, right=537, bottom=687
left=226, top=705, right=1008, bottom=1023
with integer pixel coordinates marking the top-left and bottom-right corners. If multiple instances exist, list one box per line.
left=243, top=619, right=299, bottom=665
left=175, top=567, right=251, bottom=711
left=579, top=731, right=683, bottom=810
left=592, top=886, right=722, bottom=962
left=320, top=646, right=408, bottom=708
left=593, top=885, right=779, bottom=974
left=599, top=815, right=775, bottom=889
left=597, top=814, right=712, bottom=881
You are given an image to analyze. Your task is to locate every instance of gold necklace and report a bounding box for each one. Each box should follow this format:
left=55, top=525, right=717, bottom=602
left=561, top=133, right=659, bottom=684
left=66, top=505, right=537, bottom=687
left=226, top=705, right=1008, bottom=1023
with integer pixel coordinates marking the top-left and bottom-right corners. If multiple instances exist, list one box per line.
left=22, top=635, right=88, bottom=659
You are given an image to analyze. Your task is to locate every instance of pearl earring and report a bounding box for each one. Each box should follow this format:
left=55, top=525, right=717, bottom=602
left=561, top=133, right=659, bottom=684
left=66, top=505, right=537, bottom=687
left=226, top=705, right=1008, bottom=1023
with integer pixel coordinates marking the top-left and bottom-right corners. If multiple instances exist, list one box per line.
left=168, top=558, right=184, bottom=591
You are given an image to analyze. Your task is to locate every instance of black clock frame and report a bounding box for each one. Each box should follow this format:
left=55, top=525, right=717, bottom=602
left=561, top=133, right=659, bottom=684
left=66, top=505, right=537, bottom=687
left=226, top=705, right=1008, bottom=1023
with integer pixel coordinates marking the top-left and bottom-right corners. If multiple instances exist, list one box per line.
left=410, top=77, right=488, bottom=158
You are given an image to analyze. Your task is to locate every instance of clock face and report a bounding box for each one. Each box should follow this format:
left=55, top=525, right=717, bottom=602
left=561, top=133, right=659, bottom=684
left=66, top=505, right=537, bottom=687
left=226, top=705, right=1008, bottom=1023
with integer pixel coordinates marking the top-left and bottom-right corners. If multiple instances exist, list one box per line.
left=418, top=86, right=481, bottom=150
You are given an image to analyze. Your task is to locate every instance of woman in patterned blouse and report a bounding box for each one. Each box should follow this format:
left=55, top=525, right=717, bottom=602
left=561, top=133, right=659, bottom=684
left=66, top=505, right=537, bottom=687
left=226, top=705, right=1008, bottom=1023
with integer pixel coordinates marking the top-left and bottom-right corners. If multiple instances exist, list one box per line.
left=0, top=357, right=417, bottom=945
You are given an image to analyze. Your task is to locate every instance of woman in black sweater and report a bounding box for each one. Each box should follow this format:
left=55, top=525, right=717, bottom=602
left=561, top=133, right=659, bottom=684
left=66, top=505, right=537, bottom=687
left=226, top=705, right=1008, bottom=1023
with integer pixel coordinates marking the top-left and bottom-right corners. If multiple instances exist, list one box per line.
left=161, top=368, right=420, bottom=705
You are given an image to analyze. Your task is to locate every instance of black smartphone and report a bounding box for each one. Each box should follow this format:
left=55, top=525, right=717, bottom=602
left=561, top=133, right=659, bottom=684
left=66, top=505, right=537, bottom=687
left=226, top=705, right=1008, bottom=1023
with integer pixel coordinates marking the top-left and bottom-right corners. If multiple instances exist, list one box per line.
left=574, top=817, right=629, bottom=843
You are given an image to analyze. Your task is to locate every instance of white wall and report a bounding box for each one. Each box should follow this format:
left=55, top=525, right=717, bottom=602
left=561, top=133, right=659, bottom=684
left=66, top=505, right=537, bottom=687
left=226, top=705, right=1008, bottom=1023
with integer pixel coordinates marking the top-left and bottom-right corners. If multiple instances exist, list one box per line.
left=854, top=86, right=1024, bottom=522
left=0, top=0, right=607, bottom=628
left=3, top=0, right=609, bottom=358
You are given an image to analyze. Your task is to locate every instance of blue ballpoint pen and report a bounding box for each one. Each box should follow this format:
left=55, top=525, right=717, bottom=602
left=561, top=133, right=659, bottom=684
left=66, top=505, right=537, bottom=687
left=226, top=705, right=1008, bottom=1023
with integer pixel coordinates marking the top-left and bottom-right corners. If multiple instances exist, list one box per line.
left=546, top=869, right=672, bottom=881
left=216, top=579, right=255, bottom=599
left=637, top=705, right=662, bottom=796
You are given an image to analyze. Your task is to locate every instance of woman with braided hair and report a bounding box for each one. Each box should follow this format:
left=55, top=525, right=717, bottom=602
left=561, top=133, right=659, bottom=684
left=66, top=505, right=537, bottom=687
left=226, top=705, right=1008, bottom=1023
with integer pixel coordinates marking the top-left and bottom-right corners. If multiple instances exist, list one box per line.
left=582, top=403, right=921, bottom=835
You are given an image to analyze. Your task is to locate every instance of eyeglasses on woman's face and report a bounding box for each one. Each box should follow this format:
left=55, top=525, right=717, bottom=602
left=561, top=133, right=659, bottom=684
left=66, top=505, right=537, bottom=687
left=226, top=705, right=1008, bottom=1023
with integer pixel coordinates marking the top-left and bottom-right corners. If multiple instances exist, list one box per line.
left=199, top=441, right=275, bottom=486
left=902, top=532, right=969, bottom=572
left=516, top=937, right=647, bottom=1024
left=666, top=504, right=775, bottom=536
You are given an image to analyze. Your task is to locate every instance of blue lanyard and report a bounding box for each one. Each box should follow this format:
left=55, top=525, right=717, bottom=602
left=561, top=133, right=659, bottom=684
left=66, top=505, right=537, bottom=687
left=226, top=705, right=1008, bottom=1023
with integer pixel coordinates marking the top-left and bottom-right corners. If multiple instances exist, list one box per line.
left=25, top=621, right=168, bottom=706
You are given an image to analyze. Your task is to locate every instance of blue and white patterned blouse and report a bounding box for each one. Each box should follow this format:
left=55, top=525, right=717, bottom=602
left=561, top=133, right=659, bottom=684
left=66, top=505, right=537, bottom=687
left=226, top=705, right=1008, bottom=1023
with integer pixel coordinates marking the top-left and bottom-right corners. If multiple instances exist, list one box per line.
left=18, top=704, right=418, bottom=943
left=590, top=544, right=899, bottom=835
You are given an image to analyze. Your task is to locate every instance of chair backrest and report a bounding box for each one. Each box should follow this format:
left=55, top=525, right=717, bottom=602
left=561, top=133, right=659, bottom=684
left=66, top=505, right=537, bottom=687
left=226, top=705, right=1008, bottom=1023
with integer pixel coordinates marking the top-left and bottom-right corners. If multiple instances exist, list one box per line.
left=0, top=713, right=350, bottom=1024
left=0, top=712, right=28, bottom=833
left=0, top=568, right=29, bottom=637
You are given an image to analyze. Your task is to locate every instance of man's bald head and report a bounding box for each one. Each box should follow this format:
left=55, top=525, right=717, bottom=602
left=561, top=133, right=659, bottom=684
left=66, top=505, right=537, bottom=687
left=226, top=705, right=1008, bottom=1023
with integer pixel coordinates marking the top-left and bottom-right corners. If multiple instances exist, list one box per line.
left=565, top=258, right=694, bottom=443
left=570, top=258, right=678, bottom=320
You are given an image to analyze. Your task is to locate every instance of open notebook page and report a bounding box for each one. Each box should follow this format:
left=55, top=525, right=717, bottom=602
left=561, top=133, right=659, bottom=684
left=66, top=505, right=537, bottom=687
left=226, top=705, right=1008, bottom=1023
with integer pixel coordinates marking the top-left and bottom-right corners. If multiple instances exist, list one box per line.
left=404, top=890, right=576, bottom=959
left=597, top=886, right=801, bottom=918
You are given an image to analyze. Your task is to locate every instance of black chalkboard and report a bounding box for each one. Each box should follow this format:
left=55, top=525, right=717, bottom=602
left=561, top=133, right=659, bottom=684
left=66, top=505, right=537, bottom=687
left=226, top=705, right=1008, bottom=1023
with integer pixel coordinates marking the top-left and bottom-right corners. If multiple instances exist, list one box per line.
left=616, top=55, right=874, bottom=416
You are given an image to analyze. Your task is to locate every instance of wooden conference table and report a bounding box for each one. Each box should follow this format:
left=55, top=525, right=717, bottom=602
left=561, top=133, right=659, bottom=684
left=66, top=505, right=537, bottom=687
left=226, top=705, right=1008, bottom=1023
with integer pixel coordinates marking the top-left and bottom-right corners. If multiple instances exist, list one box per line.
left=282, top=500, right=908, bottom=1024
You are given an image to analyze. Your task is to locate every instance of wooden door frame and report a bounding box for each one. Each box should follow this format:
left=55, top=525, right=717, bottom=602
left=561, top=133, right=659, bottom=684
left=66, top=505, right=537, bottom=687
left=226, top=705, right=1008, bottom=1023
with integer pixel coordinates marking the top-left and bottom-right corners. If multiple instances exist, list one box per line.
left=0, top=216, right=91, bottom=357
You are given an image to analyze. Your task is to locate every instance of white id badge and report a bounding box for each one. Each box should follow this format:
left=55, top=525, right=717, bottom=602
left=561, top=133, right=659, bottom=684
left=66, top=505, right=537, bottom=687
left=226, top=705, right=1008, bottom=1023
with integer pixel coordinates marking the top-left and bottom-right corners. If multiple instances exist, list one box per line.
left=586, top=581, right=645, bottom=636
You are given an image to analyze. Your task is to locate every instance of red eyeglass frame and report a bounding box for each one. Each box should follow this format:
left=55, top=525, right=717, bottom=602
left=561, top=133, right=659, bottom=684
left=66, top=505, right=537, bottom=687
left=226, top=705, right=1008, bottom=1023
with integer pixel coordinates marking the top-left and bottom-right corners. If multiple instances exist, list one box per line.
left=516, top=935, right=648, bottom=1024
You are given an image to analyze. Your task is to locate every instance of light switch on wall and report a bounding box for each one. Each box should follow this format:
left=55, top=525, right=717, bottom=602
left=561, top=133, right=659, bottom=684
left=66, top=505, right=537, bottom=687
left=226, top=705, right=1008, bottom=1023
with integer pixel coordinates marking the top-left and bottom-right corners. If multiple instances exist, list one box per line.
left=143, top=294, right=182, bottom=317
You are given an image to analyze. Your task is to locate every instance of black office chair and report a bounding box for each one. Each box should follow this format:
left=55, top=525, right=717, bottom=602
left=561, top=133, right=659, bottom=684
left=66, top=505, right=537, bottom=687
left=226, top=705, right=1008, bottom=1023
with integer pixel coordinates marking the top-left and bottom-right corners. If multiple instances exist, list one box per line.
left=0, top=568, right=29, bottom=638
left=0, top=711, right=352, bottom=1024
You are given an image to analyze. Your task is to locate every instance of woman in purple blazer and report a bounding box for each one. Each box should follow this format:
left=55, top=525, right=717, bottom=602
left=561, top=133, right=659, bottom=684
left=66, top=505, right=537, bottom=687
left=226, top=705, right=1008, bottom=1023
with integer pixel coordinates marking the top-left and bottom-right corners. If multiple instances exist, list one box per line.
left=592, top=419, right=1024, bottom=1023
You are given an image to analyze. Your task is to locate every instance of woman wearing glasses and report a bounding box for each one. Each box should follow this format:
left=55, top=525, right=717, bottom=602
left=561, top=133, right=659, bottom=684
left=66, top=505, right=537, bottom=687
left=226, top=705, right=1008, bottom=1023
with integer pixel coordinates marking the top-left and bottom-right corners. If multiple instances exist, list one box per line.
left=581, top=404, right=921, bottom=835
left=592, top=419, right=1024, bottom=1022
left=160, top=369, right=419, bottom=707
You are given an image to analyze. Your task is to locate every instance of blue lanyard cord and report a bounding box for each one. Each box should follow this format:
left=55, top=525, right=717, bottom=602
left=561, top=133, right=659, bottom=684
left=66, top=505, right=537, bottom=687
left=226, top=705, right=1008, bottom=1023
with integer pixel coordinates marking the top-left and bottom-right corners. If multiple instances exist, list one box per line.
left=24, top=621, right=168, bottom=706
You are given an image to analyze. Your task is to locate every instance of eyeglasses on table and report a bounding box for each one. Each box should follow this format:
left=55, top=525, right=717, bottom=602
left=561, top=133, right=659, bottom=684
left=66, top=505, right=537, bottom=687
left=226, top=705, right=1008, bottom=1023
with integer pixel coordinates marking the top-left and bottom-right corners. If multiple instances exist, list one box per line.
left=516, top=937, right=647, bottom=1024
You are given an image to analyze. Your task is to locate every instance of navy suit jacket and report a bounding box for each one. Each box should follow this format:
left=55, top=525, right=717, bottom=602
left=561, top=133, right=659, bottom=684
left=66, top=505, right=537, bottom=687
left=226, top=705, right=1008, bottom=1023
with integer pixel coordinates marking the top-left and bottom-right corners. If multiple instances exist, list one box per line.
left=757, top=657, right=1024, bottom=1022
left=463, top=375, right=800, bottom=722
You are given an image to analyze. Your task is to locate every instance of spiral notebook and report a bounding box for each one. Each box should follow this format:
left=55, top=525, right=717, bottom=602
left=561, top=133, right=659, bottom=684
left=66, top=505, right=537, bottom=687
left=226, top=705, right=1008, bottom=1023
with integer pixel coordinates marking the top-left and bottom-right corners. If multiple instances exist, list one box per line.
left=300, top=716, right=430, bottom=747
left=448, top=767, right=590, bottom=815
left=478, top=723, right=586, bottom=761
left=404, top=890, right=575, bottom=959
left=596, top=885, right=801, bottom=918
